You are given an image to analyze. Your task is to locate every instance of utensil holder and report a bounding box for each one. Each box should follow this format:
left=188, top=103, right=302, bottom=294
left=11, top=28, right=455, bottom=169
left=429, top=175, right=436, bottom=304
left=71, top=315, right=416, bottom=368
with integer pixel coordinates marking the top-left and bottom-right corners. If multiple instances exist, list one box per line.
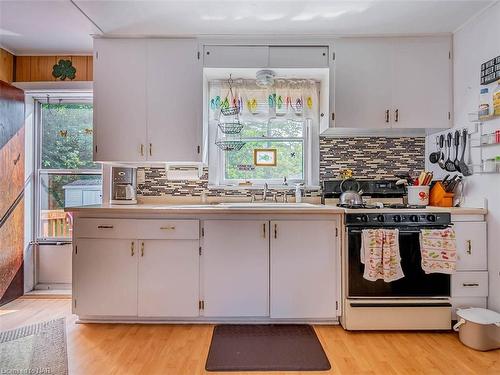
left=429, top=182, right=454, bottom=207
left=407, top=186, right=430, bottom=206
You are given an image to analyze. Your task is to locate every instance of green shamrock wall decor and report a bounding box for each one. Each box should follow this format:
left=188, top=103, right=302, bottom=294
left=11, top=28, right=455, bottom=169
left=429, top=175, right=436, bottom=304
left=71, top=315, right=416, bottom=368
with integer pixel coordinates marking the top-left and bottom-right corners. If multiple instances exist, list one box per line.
left=52, top=59, right=76, bottom=80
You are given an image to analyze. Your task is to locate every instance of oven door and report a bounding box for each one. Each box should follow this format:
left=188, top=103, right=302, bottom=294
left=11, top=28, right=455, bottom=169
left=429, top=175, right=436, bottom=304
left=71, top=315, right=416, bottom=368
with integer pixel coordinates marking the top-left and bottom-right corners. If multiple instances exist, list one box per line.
left=347, top=227, right=451, bottom=298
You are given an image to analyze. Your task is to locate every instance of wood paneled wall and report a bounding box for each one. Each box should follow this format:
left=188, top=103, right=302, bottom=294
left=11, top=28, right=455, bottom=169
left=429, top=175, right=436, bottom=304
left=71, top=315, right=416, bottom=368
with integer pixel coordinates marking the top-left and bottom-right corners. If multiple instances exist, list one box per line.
left=0, top=48, right=14, bottom=83
left=14, top=55, right=93, bottom=82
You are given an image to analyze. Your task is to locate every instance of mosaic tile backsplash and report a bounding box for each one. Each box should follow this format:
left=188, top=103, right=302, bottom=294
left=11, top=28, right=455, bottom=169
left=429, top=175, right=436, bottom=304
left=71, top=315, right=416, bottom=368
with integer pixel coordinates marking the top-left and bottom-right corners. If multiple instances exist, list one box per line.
left=137, top=136, right=425, bottom=197
left=320, top=137, right=425, bottom=180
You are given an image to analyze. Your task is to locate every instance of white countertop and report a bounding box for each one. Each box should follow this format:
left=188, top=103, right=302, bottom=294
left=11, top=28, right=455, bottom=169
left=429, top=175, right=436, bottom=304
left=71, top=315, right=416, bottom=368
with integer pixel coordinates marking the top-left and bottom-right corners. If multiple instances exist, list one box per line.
left=65, top=203, right=486, bottom=215
left=341, top=206, right=488, bottom=215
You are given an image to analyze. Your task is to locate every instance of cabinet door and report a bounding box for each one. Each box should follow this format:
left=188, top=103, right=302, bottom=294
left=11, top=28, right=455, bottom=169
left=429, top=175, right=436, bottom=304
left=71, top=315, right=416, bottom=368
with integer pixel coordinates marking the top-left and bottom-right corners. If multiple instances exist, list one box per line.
left=270, top=220, right=337, bottom=319
left=269, top=46, right=329, bottom=68
left=334, top=38, right=393, bottom=128
left=147, top=39, right=202, bottom=162
left=138, top=239, right=199, bottom=317
left=93, top=39, right=147, bottom=162
left=391, top=37, right=452, bottom=129
left=454, top=222, right=487, bottom=271
left=203, top=45, right=269, bottom=68
left=74, top=239, right=138, bottom=317
left=202, top=220, right=269, bottom=317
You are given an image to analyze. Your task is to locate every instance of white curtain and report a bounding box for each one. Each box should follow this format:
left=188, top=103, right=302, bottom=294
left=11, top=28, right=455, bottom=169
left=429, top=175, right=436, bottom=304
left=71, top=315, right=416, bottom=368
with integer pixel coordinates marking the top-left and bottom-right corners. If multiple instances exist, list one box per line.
left=208, top=78, right=319, bottom=125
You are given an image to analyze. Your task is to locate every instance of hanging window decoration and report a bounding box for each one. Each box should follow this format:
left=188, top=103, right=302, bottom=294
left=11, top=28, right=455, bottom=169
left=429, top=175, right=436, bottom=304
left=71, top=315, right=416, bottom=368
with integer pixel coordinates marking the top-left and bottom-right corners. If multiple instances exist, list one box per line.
left=208, top=77, right=319, bottom=183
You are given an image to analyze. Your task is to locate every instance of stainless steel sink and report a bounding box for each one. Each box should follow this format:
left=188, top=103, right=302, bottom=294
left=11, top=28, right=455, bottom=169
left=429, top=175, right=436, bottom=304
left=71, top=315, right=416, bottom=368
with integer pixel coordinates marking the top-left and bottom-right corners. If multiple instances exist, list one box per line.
left=214, top=202, right=317, bottom=208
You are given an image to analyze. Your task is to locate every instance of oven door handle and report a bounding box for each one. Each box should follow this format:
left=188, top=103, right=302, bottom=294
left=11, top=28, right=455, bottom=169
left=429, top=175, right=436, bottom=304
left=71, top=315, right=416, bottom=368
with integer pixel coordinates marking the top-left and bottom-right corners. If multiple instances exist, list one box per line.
left=348, top=227, right=450, bottom=234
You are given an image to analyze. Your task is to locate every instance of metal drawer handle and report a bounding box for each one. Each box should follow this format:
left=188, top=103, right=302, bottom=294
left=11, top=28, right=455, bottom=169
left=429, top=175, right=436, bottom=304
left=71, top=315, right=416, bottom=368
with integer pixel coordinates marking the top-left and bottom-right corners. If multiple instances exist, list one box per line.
left=97, top=225, right=114, bottom=229
left=131, top=241, right=135, bottom=256
left=262, top=223, right=266, bottom=238
left=274, top=224, right=277, bottom=239
left=141, top=241, right=144, bottom=257
left=466, top=240, right=472, bottom=255
left=160, top=226, right=176, bottom=230
left=462, top=283, right=479, bottom=287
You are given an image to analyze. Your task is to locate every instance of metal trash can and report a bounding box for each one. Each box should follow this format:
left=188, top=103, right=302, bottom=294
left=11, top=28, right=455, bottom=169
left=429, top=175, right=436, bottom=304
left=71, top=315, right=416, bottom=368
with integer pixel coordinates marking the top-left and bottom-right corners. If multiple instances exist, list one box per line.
left=453, top=308, right=500, bottom=351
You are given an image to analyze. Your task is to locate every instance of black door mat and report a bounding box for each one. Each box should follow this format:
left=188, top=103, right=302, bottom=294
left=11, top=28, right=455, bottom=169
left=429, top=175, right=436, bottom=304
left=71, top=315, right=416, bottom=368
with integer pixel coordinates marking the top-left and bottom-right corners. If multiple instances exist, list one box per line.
left=205, top=324, right=331, bottom=372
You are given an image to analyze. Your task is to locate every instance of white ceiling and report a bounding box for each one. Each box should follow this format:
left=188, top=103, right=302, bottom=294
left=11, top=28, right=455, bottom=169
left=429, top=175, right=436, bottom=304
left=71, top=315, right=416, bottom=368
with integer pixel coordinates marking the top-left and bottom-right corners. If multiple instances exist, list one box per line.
left=0, top=0, right=495, bottom=55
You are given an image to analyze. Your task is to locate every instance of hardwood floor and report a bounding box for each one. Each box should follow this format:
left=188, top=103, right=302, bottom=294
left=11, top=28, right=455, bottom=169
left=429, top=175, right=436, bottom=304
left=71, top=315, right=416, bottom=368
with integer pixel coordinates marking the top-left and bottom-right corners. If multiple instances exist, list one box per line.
left=0, top=298, right=498, bottom=375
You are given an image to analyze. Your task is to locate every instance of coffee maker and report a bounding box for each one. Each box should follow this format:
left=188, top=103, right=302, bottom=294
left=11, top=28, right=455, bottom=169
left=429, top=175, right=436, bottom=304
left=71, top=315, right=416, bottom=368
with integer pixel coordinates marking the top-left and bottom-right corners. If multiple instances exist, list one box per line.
left=111, top=167, right=137, bottom=205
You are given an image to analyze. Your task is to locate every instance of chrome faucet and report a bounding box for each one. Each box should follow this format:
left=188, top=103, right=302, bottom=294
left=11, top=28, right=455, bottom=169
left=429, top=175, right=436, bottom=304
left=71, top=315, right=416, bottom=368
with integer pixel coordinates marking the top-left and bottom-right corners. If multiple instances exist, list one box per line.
left=251, top=182, right=277, bottom=202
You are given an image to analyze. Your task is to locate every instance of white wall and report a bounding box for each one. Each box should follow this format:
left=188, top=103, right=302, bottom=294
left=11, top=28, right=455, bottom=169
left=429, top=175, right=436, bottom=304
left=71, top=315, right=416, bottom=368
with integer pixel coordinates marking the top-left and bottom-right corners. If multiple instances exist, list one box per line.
left=426, top=2, right=500, bottom=311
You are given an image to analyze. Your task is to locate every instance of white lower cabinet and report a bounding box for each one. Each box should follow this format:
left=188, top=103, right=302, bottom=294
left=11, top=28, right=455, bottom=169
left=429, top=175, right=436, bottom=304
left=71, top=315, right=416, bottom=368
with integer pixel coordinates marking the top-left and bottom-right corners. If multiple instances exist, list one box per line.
left=270, top=220, right=337, bottom=319
left=74, top=239, right=138, bottom=317
left=137, top=239, right=200, bottom=318
left=73, top=217, right=340, bottom=321
left=454, top=222, right=487, bottom=271
left=202, top=220, right=269, bottom=317
left=450, top=219, right=488, bottom=317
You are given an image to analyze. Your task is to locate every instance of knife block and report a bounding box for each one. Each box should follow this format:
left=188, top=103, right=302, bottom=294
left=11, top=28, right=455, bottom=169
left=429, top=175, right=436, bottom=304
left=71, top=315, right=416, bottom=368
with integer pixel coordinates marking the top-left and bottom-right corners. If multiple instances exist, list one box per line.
left=429, top=182, right=454, bottom=207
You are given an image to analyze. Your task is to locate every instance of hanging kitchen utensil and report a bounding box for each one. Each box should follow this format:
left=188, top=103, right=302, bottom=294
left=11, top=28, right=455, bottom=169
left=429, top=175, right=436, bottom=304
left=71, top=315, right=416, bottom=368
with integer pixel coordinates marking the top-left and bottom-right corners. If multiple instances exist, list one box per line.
left=453, top=130, right=461, bottom=171
left=438, top=134, right=447, bottom=170
left=445, top=133, right=457, bottom=172
left=458, top=128, right=473, bottom=176
left=220, top=75, right=240, bottom=116
left=429, top=134, right=443, bottom=164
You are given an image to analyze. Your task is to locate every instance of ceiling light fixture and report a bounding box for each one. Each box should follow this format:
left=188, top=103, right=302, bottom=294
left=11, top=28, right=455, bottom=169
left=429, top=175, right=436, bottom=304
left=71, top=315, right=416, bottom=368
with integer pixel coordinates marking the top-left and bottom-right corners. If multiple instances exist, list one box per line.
left=256, top=69, right=276, bottom=88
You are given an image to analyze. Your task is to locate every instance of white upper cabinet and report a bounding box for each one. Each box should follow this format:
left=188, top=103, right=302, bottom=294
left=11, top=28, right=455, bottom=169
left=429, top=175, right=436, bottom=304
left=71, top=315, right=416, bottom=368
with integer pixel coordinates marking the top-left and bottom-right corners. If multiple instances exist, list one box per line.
left=334, top=36, right=452, bottom=129
left=334, top=38, right=394, bottom=128
left=391, top=37, right=452, bottom=128
left=269, top=46, right=329, bottom=68
left=147, top=39, right=202, bottom=162
left=203, top=45, right=269, bottom=67
left=93, top=39, right=148, bottom=162
left=93, top=38, right=202, bottom=163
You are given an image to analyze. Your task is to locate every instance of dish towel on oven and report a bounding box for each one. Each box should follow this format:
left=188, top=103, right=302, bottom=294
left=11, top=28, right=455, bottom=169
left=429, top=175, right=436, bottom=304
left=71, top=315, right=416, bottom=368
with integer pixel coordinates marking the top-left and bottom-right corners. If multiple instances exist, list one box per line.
left=360, top=229, right=404, bottom=282
left=420, top=227, right=457, bottom=274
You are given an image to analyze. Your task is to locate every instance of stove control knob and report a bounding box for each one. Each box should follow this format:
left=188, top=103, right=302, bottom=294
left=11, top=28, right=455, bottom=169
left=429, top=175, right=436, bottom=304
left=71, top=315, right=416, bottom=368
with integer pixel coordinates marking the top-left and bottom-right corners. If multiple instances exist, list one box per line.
left=361, top=215, right=369, bottom=222
left=393, top=215, right=402, bottom=223
left=426, top=214, right=436, bottom=222
left=410, top=215, right=419, bottom=222
left=377, top=215, right=385, bottom=222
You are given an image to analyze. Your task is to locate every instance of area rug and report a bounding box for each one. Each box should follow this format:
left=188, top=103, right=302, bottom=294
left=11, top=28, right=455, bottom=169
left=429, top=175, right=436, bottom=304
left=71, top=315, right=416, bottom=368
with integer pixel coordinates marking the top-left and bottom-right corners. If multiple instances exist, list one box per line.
left=0, top=318, right=68, bottom=375
left=205, top=324, right=331, bottom=371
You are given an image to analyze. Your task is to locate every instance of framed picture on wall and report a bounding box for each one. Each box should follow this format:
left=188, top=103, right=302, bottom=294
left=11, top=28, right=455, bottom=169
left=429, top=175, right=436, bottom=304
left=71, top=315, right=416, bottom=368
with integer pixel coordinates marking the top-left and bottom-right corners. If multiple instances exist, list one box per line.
left=254, top=148, right=277, bottom=167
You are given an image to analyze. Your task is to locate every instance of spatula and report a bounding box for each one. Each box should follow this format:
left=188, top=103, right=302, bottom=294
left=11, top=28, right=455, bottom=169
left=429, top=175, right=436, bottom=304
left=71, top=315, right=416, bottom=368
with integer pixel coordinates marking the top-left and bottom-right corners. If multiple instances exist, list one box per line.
left=458, top=128, right=473, bottom=176
left=438, top=134, right=447, bottom=170
left=453, top=130, right=461, bottom=171
left=445, top=133, right=457, bottom=172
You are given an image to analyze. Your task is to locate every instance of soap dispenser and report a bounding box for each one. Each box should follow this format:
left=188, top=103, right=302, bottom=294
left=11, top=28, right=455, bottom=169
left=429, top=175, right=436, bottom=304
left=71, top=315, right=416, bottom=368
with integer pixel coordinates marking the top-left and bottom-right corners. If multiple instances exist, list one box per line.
left=295, top=184, right=302, bottom=203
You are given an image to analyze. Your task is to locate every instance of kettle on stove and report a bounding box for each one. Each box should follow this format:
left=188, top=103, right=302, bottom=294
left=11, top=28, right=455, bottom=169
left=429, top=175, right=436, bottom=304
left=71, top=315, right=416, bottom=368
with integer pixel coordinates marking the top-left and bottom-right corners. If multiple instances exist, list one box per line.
left=339, top=178, right=364, bottom=206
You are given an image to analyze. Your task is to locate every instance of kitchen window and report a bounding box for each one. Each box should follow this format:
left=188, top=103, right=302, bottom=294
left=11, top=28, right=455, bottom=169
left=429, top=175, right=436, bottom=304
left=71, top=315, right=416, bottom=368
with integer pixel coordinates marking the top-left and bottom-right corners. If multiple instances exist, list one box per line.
left=207, top=78, right=320, bottom=186
left=35, top=98, right=101, bottom=241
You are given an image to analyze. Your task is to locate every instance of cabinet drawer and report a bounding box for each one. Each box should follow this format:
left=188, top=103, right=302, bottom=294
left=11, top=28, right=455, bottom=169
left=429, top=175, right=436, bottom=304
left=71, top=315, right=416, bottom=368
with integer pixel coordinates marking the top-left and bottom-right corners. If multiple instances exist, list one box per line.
left=134, top=220, right=199, bottom=240
left=451, top=272, right=488, bottom=297
left=76, top=219, right=199, bottom=239
left=454, top=222, right=487, bottom=271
